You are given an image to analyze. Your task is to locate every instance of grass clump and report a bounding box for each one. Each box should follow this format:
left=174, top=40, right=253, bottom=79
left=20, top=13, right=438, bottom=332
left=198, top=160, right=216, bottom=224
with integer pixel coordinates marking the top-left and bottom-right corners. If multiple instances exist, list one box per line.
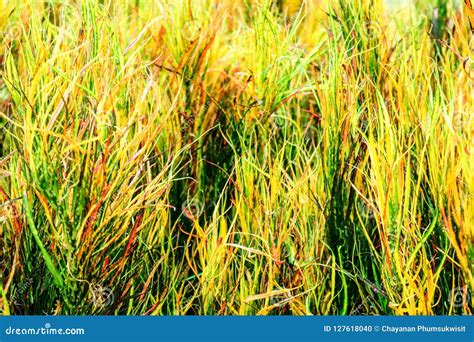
left=0, top=0, right=473, bottom=315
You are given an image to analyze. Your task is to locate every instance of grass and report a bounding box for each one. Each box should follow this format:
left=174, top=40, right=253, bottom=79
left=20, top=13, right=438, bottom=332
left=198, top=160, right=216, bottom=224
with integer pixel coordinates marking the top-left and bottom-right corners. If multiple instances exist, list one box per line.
left=0, top=0, right=472, bottom=315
